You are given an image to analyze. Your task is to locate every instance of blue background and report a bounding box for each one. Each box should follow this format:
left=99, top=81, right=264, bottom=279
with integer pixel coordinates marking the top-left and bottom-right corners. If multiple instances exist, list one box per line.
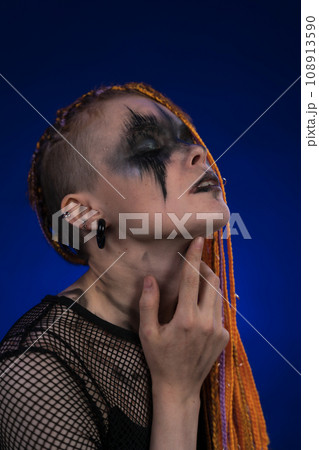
left=0, top=1, right=300, bottom=448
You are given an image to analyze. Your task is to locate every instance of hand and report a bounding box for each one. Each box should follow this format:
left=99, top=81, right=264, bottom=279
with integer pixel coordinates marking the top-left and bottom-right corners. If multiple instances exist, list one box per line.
left=138, top=236, right=229, bottom=402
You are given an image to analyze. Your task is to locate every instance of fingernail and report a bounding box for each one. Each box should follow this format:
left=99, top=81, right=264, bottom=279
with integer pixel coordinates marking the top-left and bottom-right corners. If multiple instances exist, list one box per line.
left=195, top=237, right=204, bottom=249
left=144, top=277, right=152, bottom=289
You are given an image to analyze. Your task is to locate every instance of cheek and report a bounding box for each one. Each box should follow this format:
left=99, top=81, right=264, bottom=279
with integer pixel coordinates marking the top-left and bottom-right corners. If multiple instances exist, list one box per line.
left=119, top=178, right=168, bottom=213
left=163, top=158, right=184, bottom=190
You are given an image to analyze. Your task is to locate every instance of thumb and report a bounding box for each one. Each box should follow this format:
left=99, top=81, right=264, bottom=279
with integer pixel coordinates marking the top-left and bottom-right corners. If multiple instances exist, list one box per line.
left=139, top=275, right=160, bottom=335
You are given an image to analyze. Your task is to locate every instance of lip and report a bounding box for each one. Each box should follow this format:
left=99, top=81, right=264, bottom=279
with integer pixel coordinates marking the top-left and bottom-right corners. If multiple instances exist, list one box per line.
left=189, top=170, right=221, bottom=194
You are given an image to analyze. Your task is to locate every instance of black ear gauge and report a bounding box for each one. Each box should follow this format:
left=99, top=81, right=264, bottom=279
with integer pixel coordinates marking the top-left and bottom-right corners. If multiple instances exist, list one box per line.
left=96, top=218, right=106, bottom=249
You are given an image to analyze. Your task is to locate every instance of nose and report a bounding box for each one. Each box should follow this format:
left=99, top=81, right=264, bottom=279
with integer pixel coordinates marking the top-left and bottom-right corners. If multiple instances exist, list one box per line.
left=186, top=144, right=207, bottom=168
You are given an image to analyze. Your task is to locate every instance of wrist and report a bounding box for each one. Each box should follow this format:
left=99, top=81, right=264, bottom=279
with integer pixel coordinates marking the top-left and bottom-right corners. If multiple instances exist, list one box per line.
left=152, top=384, right=201, bottom=409
left=150, top=384, right=201, bottom=450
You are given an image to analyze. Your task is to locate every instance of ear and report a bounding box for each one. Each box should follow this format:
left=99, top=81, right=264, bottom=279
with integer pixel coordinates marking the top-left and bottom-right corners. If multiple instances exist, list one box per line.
left=60, top=193, right=101, bottom=231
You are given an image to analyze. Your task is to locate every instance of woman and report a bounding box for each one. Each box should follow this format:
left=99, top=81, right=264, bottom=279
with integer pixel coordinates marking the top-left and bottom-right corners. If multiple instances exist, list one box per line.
left=0, top=82, right=270, bottom=449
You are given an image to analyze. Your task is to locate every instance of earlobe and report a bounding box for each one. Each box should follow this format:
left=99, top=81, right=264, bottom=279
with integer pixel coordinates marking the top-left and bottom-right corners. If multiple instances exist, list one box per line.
left=80, top=214, right=113, bottom=247
left=73, top=208, right=102, bottom=233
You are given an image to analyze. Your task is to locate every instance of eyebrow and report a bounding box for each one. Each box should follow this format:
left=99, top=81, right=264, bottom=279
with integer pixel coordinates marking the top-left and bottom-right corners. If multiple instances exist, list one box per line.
left=152, top=103, right=179, bottom=130
left=152, top=102, right=191, bottom=138
left=154, top=103, right=192, bottom=141
left=124, top=107, right=164, bottom=133
left=121, top=106, right=191, bottom=149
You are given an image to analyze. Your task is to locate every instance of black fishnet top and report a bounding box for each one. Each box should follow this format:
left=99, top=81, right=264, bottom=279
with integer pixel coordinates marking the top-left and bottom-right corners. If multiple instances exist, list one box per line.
left=0, top=295, right=207, bottom=449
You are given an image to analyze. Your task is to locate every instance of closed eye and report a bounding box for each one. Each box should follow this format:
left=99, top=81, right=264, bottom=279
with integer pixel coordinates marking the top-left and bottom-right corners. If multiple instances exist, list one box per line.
left=135, top=137, right=162, bottom=153
left=135, top=149, right=162, bottom=158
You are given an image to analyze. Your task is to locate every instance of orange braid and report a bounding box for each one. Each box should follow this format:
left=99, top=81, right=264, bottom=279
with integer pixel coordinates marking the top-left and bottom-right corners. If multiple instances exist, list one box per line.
left=233, top=381, right=247, bottom=448
left=233, top=344, right=255, bottom=447
left=212, top=362, right=223, bottom=449
left=211, top=235, right=223, bottom=449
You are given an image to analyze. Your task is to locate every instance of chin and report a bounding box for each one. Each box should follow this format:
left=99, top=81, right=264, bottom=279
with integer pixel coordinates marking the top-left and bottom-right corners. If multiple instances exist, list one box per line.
left=186, top=205, right=230, bottom=239
left=205, top=197, right=230, bottom=220
left=204, top=202, right=230, bottom=235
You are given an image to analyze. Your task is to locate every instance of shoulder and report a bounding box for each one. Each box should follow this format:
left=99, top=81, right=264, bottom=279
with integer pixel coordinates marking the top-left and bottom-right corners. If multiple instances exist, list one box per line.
left=0, top=350, right=103, bottom=449
left=0, top=294, right=84, bottom=366
left=0, top=297, right=53, bottom=356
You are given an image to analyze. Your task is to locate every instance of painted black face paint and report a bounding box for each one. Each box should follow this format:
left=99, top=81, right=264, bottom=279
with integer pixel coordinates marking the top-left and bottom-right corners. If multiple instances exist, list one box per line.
left=118, top=107, right=195, bottom=201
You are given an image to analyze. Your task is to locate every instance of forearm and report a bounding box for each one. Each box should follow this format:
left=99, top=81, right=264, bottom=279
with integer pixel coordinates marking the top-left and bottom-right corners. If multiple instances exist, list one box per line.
left=150, top=388, right=201, bottom=450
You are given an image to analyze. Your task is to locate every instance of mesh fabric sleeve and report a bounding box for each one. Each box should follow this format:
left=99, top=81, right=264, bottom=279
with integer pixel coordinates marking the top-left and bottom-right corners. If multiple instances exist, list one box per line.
left=0, top=350, right=105, bottom=449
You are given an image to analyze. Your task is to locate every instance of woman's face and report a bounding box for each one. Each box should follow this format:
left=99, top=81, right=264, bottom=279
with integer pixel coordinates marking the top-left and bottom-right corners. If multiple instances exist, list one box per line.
left=89, top=94, right=230, bottom=241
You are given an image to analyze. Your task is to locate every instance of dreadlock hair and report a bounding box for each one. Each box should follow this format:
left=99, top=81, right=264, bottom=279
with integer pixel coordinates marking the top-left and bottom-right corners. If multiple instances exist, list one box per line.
left=27, top=82, right=270, bottom=449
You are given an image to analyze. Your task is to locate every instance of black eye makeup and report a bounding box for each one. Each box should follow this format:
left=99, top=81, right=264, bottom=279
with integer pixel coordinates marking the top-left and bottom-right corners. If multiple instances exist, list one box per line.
left=123, top=108, right=170, bottom=151
left=176, top=123, right=195, bottom=145
left=113, top=106, right=196, bottom=201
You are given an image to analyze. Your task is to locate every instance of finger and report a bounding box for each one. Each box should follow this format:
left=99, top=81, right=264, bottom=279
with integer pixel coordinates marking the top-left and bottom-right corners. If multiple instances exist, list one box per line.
left=198, top=262, right=224, bottom=331
left=139, top=275, right=160, bottom=339
left=176, top=236, right=204, bottom=318
left=199, top=266, right=224, bottom=330
left=198, top=261, right=221, bottom=312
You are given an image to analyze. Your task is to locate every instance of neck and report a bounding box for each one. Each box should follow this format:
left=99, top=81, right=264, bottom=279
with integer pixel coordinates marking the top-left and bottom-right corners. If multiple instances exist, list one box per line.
left=71, top=235, right=193, bottom=333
